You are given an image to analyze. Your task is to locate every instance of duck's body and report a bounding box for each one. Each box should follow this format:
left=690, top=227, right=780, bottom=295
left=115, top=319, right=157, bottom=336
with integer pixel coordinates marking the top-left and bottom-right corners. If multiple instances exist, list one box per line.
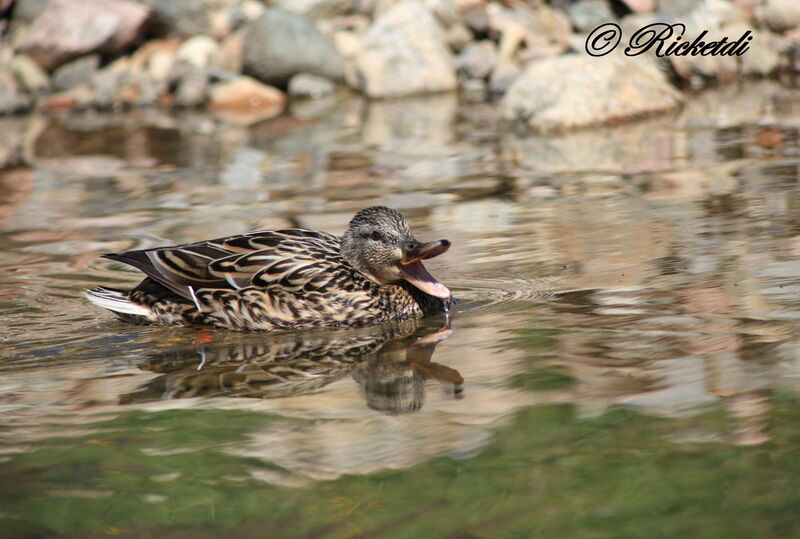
left=86, top=207, right=453, bottom=331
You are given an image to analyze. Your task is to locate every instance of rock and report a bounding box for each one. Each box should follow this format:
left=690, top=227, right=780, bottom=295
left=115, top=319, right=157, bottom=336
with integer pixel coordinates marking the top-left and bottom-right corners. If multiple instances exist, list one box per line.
left=500, top=54, right=682, bottom=131
left=274, top=0, right=356, bottom=20
left=446, top=22, right=473, bottom=52
left=148, top=49, right=177, bottom=83
left=656, top=0, right=702, bottom=18
left=487, top=2, right=571, bottom=55
left=569, top=0, right=616, bottom=33
left=11, top=54, right=51, bottom=94
left=115, top=71, right=163, bottom=107
left=462, top=77, right=487, bottom=102
left=0, top=134, right=22, bottom=168
left=760, top=0, right=800, bottom=32
left=92, top=62, right=130, bottom=108
left=426, top=0, right=461, bottom=28
left=334, top=30, right=362, bottom=59
left=667, top=27, right=739, bottom=82
left=355, top=3, right=457, bottom=98
left=175, top=35, right=222, bottom=69
left=243, top=8, right=345, bottom=86
left=488, top=58, right=520, bottom=96
left=137, top=0, right=222, bottom=36
left=732, top=24, right=782, bottom=76
left=52, top=54, right=100, bottom=92
left=209, top=76, right=286, bottom=125
left=463, top=5, right=489, bottom=34
left=130, top=38, right=182, bottom=71
left=620, top=0, right=656, bottom=13
left=0, top=67, right=31, bottom=114
left=287, top=73, right=336, bottom=99
left=173, top=64, right=208, bottom=107
left=40, top=83, right=95, bottom=112
left=219, top=32, right=245, bottom=73
left=11, top=0, right=50, bottom=23
left=456, top=40, right=497, bottom=80
left=20, top=0, right=150, bottom=71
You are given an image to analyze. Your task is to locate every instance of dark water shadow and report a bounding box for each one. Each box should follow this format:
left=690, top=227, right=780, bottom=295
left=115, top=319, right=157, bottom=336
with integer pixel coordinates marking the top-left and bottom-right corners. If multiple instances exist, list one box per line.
left=121, top=319, right=463, bottom=415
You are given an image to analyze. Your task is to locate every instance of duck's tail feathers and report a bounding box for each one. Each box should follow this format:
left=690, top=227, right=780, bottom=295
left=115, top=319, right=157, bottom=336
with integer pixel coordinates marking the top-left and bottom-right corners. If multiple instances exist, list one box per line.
left=85, top=287, right=154, bottom=322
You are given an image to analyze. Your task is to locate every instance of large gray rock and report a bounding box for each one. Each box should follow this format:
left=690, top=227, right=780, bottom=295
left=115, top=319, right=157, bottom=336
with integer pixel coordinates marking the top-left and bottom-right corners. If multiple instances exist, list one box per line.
left=20, top=0, right=150, bottom=71
left=243, top=8, right=344, bottom=87
left=355, top=3, right=456, bottom=98
left=500, top=54, right=682, bottom=131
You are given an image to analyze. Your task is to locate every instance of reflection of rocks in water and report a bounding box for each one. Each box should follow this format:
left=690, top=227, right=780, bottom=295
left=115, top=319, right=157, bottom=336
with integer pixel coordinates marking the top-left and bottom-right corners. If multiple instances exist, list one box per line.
left=121, top=320, right=462, bottom=414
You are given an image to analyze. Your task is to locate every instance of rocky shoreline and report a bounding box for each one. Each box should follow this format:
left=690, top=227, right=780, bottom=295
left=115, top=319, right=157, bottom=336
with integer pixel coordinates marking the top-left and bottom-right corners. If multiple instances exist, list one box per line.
left=0, top=0, right=799, bottom=136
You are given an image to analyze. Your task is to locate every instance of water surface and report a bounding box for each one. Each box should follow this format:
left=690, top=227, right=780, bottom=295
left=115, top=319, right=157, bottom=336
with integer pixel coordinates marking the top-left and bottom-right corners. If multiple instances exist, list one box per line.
left=3, top=83, right=800, bottom=537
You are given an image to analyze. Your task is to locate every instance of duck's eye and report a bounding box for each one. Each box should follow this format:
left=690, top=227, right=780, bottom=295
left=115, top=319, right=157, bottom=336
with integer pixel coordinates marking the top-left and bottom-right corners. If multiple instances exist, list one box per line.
left=370, top=231, right=382, bottom=241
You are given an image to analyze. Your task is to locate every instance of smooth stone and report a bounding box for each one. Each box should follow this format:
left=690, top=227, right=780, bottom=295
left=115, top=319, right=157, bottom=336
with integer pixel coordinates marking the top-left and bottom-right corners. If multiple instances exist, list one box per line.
left=568, top=0, right=616, bottom=33
left=92, top=66, right=129, bottom=109
left=175, top=35, right=222, bottom=70
left=273, top=0, right=355, bottom=20
left=446, top=22, right=473, bottom=52
left=243, top=8, right=345, bottom=86
left=488, top=59, right=520, bottom=96
left=137, top=0, right=218, bottom=36
left=500, top=54, right=682, bottom=131
left=52, top=54, right=100, bottom=92
left=11, top=54, right=51, bottom=94
left=732, top=24, right=782, bottom=76
left=287, top=73, right=336, bottom=99
left=209, top=76, right=286, bottom=125
left=463, top=5, right=489, bottom=34
left=20, top=0, right=150, bottom=71
left=456, top=40, right=497, bottom=80
left=11, top=0, right=49, bottom=22
left=462, top=78, right=488, bottom=103
left=760, top=0, right=800, bottom=32
left=355, top=3, right=456, bottom=98
left=173, top=65, right=209, bottom=107
left=0, top=67, right=32, bottom=114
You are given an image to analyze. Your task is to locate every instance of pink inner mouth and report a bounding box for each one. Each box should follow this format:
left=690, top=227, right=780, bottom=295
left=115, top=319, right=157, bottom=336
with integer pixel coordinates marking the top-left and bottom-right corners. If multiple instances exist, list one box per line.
left=398, top=260, right=451, bottom=299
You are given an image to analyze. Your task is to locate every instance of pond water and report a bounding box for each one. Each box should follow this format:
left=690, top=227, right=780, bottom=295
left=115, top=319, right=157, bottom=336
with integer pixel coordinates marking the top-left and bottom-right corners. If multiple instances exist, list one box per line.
left=3, top=81, right=800, bottom=537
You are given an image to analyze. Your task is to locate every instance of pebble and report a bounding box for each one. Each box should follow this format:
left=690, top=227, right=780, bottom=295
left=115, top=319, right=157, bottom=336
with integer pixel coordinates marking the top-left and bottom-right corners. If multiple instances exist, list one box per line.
left=52, top=54, right=100, bottom=92
left=355, top=2, right=457, bottom=98
left=287, top=73, right=336, bottom=99
left=209, top=75, right=287, bottom=124
left=11, top=54, right=51, bottom=94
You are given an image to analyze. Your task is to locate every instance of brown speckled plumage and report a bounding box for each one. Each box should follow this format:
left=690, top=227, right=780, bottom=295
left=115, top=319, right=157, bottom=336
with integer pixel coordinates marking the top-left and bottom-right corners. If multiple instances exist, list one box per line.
left=86, top=207, right=453, bottom=331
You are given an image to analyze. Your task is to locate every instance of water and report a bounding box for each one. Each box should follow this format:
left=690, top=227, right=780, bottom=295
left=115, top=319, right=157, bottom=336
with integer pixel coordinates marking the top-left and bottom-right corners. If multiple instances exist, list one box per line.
left=3, top=82, right=800, bottom=536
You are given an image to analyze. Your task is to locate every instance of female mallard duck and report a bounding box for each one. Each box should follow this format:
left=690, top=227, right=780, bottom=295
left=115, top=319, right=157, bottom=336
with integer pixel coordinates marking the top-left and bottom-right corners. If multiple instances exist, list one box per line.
left=86, top=206, right=453, bottom=331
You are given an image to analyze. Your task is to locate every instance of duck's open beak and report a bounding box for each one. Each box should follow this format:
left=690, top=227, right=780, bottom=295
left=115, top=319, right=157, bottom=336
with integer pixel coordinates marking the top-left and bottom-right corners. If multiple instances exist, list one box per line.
left=398, top=239, right=451, bottom=299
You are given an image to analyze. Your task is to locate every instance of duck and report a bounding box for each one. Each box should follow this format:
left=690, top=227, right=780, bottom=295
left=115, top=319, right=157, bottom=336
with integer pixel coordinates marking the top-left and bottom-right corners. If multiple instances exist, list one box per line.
left=86, top=206, right=453, bottom=331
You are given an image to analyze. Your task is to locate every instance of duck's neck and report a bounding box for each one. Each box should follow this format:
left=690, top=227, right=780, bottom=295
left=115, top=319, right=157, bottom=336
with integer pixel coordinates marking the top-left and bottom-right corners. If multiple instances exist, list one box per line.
left=397, top=281, right=450, bottom=315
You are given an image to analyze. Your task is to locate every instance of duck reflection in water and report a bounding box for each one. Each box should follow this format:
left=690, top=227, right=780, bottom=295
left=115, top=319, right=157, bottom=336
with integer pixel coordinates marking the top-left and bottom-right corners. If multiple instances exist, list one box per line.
left=121, top=320, right=463, bottom=414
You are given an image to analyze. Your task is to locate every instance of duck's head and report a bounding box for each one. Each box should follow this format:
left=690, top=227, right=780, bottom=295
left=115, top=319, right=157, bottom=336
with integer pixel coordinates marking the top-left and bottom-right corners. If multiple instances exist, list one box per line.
left=340, top=206, right=451, bottom=299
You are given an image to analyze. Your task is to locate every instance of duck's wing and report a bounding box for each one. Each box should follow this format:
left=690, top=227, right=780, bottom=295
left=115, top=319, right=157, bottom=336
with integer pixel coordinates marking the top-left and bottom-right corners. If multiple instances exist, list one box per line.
left=104, top=229, right=343, bottom=300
